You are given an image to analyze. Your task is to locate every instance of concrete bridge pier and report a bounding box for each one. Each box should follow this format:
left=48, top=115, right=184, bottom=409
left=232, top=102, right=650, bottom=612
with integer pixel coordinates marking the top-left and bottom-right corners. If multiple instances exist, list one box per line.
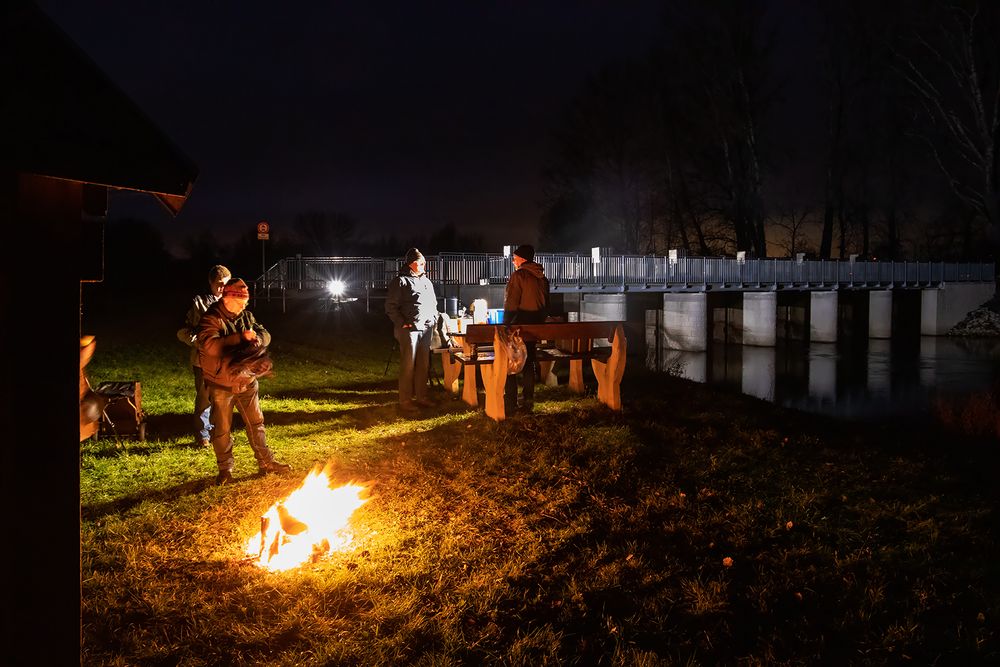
left=808, top=343, right=837, bottom=402
left=662, top=293, right=709, bottom=351
left=742, top=346, right=776, bottom=401
left=921, top=282, right=996, bottom=335
left=810, top=292, right=839, bottom=343
left=868, top=290, right=893, bottom=339
left=866, top=338, right=892, bottom=397
left=580, top=293, right=626, bottom=321
left=919, top=336, right=940, bottom=386
left=743, top=292, right=777, bottom=346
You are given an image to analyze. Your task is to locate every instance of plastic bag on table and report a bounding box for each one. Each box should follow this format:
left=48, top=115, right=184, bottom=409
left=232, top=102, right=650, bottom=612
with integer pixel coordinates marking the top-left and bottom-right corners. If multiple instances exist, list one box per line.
left=496, top=326, right=527, bottom=375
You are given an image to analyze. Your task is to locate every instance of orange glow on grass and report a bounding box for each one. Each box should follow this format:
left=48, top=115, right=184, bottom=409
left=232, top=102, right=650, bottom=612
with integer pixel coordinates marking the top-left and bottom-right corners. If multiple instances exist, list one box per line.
left=244, top=467, right=368, bottom=571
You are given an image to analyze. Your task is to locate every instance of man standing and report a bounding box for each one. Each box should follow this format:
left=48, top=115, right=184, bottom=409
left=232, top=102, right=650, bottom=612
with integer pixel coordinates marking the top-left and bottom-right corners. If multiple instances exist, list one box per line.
left=177, top=264, right=231, bottom=447
left=504, top=244, right=550, bottom=412
left=385, top=248, right=438, bottom=413
left=198, top=277, right=290, bottom=485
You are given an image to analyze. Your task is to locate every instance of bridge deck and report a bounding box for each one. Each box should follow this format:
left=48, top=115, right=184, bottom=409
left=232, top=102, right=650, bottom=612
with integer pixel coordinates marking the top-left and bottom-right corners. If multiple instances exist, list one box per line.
left=254, top=254, right=994, bottom=297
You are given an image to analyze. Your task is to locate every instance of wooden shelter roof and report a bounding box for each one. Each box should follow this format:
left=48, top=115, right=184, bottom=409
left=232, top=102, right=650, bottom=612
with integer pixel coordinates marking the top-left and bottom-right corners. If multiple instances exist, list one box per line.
left=1, top=0, right=198, bottom=214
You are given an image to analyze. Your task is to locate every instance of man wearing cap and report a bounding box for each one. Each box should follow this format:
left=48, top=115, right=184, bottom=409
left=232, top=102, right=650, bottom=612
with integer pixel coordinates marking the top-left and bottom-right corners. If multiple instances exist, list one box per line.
left=197, top=277, right=290, bottom=485
left=504, top=244, right=550, bottom=412
left=177, top=264, right=231, bottom=447
left=385, top=248, right=438, bottom=413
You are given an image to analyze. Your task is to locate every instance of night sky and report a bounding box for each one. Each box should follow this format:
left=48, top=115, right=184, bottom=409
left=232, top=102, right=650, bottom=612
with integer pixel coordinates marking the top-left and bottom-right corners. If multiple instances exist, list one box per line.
left=35, top=1, right=701, bottom=255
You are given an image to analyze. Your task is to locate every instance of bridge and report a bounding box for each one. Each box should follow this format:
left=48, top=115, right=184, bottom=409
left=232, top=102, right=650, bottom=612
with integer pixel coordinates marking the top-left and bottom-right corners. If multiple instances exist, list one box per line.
left=254, top=253, right=996, bottom=349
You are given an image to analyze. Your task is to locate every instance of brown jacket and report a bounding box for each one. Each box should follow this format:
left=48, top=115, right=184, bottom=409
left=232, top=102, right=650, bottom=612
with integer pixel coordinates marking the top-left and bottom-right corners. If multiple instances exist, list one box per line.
left=504, top=261, right=549, bottom=324
left=196, top=300, right=271, bottom=389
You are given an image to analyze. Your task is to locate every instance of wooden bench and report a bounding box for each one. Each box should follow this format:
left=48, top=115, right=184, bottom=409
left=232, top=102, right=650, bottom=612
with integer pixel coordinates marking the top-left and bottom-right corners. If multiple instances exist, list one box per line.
left=443, top=321, right=627, bottom=421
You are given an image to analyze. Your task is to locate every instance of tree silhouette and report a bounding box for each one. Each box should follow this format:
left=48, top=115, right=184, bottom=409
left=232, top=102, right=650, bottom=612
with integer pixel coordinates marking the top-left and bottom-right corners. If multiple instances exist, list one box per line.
left=895, top=1, right=1000, bottom=254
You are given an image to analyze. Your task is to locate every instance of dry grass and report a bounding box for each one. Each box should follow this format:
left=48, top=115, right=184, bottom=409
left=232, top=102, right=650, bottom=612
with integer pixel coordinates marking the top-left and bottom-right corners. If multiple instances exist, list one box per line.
left=79, top=305, right=1000, bottom=665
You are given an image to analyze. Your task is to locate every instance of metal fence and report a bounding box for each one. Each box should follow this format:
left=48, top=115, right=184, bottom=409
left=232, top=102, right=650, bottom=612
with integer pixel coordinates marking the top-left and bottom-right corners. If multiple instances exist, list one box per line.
left=255, top=254, right=995, bottom=304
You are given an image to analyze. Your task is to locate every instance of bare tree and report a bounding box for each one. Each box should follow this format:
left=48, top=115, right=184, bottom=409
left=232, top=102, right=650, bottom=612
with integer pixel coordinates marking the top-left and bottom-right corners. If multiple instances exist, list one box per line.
left=895, top=2, right=1000, bottom=252
left=663, top=0, right=775, bottom=257
left=540, top=62, right=660, bottom=253
left=770, top=207, right=819, bottom=257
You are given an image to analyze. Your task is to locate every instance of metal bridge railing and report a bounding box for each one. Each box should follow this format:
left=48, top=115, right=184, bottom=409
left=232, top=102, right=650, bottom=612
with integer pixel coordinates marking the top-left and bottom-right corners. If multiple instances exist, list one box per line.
left=254, top=254, right=995, bottom=309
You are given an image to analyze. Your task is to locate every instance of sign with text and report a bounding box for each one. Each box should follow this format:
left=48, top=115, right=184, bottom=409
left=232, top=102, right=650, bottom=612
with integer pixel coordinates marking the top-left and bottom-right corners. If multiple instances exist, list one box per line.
left=257, top=221, right=270, bottom=241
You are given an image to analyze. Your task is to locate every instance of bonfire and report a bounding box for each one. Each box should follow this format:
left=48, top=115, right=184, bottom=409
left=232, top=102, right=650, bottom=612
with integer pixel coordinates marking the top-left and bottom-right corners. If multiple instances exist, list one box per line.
left=244, top=466, right=369, bottom=571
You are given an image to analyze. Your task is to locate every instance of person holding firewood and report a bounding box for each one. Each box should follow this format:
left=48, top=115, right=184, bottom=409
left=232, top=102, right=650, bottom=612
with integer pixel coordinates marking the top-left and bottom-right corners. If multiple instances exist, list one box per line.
left=197, top=277, right=290, bottom=486
left=177, top=264, right=231, bottom=447
left=385, top=247, right=438, bottom=413
left=503, top=244, right=550, bottom=413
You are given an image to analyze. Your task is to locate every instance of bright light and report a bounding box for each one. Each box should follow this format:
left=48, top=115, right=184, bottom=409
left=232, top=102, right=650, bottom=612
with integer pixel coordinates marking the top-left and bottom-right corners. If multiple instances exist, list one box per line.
left=327, top=280, right=346, bottom=297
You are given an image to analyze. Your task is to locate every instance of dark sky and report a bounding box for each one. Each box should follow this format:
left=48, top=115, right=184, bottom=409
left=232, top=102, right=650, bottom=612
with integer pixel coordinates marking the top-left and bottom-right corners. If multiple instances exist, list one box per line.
left=36, top=1, right=676, bottom=255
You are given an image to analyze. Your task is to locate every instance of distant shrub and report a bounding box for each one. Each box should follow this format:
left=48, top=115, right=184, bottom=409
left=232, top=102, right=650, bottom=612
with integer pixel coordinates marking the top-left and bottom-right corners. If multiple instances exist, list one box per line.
left=932, top=390, right=1000, bottom=439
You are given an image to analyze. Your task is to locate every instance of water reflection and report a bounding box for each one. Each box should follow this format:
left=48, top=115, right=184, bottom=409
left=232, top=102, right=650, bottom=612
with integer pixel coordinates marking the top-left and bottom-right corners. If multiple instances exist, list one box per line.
left=652, top=337, right=1000, bottom=421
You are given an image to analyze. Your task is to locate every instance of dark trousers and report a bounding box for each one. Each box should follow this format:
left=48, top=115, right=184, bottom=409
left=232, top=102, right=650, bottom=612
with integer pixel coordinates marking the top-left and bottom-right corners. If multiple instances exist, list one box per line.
left=505, top=341, right=537, bottom=409
left=395, top=324, right=434, bottom=404
left=192, top=366, right=212, bottom=441
left=504, top=310, right=544, bottom=410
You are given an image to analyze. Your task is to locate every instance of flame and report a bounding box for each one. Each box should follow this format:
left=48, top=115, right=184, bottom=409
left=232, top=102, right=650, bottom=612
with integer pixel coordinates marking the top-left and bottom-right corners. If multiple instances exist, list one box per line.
left=244, top=467, right=368, bottom=571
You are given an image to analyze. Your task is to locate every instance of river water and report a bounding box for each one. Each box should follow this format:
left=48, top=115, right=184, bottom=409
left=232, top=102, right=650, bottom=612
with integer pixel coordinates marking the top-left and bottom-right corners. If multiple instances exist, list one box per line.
left=649, top=336, right=1000, bottom=422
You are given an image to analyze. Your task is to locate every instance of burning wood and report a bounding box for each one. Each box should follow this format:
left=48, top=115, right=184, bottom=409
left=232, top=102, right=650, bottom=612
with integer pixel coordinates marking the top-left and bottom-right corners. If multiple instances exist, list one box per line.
left=244, top=466, right=368, bottom=571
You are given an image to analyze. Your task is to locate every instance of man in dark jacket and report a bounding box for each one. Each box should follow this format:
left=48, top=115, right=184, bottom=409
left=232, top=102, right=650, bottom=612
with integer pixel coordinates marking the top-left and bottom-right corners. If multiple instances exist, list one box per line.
left=503, top=244, right=550, bottom=412
left=385, top=248, right=439, bottom=412
left=177, top=264, right=231, bottom=447
left=197, top=278, right=290, bottom=485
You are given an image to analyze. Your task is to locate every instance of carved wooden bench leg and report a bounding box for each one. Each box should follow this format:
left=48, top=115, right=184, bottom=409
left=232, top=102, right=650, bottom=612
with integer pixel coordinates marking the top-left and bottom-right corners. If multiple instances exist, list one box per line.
left=591, top=325, right=627, bottom=410
left=539, top=360, right=558, bottom=387
left=459, top=340, right=479, bottom=407
left=568, top=359, right=585, bottom=394
left=480, top=332, right=509, bottom=421
left=440, top=351, right=461, bottom=394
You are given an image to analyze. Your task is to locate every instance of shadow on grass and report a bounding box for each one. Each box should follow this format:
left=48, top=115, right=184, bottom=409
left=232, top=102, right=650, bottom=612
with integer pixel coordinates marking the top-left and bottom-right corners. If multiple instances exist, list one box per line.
left=268, top=387, right=397, bottom=402
left=82, top=476, right=220, bottom=520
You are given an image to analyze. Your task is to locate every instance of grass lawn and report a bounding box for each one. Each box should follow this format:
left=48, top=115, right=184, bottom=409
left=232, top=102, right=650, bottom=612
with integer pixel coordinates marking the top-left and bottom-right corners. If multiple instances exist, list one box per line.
left=79, top=301, right=1000, bottom=665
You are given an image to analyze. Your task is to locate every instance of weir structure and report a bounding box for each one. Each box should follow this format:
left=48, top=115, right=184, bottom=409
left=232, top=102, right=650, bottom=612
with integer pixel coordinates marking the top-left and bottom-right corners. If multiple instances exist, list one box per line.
left=254, top=253, right=995, bottom=350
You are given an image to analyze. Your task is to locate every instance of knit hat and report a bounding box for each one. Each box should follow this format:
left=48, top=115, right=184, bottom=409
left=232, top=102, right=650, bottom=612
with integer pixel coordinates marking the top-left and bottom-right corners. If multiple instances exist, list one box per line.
left=513, top=244, right=535, bottom=262
left=405, top=247, right=425, bottom=264
left=222, top=278, right=250, bottom=299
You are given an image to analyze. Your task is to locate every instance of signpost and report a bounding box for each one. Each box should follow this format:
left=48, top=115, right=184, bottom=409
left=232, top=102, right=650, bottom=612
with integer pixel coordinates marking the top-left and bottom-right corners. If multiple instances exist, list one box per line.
left=257, top=221, right=270, bottom=299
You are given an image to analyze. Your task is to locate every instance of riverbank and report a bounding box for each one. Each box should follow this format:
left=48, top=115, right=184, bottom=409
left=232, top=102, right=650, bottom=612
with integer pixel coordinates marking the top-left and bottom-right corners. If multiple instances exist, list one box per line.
left=949, top=294, right=1000, bottom=336
left=79, top=305, right=1000, bottom=664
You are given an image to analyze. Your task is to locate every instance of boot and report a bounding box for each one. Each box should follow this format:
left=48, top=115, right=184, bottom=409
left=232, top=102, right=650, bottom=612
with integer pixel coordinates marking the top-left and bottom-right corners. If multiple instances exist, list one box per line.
left=259, top=459, right=291, bottom=474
